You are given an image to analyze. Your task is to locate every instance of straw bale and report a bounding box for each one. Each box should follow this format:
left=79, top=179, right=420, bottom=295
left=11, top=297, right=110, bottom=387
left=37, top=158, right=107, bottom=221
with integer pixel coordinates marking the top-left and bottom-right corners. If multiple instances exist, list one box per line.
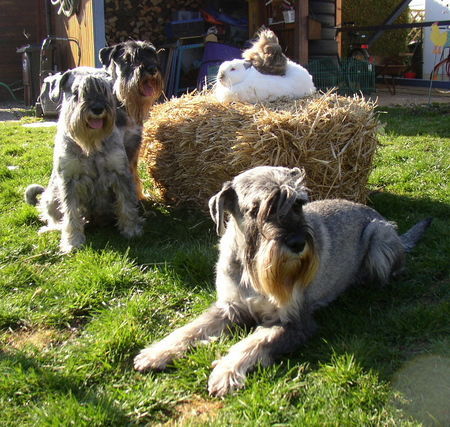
left=142, top=91, right=380, bottom=211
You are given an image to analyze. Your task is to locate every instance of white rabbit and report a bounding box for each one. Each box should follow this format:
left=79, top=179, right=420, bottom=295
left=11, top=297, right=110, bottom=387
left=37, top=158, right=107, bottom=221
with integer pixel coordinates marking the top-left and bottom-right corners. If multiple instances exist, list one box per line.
left=214, top=58, right=316, bottom=103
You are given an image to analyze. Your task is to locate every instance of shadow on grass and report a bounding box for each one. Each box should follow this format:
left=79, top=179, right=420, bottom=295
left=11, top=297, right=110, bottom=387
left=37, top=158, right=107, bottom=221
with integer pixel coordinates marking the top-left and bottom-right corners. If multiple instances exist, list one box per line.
left=376, top=103, right=450, bottom=138
left=0, top=349, right=130, bottom=423
left=367, top=190, right=450, bottom=223
left=86, top=201, right=211, bottom=252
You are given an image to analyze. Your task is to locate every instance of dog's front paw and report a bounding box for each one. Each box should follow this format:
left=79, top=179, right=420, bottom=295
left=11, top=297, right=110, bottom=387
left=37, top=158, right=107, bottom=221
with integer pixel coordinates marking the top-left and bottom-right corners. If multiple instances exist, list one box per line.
left=38, top=224, right=61, bottom=234
left=208, top=360, right=245, bottom=397
left=60, top=234, right=85, bottom=253
left=120, top=220, right=144, bottom=239
left=134, top=345, right=172, bottom=372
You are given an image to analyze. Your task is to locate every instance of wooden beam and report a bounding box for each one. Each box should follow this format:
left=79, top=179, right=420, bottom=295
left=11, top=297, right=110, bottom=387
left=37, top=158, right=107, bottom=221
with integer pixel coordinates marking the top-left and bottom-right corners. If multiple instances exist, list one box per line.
left=295, top=0, right=308, bottom=64
left=248, top=0, right=264, bottom=38
left=336, top=0, right=342, bottom=57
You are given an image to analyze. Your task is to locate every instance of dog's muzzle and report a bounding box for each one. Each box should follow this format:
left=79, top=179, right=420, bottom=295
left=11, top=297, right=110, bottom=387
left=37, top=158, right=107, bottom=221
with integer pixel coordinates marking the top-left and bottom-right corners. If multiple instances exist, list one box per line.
left=87, top=102, right=108, bottom=129
left=139, top=66, right=162, bottom=98
left=284, top=232, right=306, bottom=254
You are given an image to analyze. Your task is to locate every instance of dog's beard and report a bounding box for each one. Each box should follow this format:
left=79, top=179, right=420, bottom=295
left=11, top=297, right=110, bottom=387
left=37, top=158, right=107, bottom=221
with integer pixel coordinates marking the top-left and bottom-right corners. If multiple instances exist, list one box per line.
left=116, top=68, right=163, bottom=124
left=250, top=237, right=319, bottom=306
left=67, top=103, right=115, bottom=155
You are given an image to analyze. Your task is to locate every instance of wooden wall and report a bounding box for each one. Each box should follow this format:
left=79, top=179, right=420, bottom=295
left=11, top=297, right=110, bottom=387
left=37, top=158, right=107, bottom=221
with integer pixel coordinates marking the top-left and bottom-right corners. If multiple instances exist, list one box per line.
left=0, top=0, right=46, bottom=100
left=51, top=0, right=97, bottom=68
left=247, top=0, right=341, bottom=65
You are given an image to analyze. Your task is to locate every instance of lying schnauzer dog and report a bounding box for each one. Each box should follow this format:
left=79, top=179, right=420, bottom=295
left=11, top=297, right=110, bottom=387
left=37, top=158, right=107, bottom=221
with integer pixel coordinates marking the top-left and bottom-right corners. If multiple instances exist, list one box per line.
left=99, top=40, right=164, bottom=199
left=25, top=67, right=143, bottom=253
left=134, top=166, right=431, bottom=396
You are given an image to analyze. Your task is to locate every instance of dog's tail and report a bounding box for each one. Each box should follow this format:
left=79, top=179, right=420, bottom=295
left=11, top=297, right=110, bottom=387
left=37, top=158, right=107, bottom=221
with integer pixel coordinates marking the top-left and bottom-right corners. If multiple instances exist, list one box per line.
left=25, top=184, right=45, bottom=206
left=400, top=218, right=433, bottom=252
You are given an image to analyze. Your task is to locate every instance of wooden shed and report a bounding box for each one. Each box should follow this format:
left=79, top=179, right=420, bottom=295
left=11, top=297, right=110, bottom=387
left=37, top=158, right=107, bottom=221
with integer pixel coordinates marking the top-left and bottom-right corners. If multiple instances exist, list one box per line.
left=49, top=1, right=341, bottom=62
left=0, top=0, right=46, bottom=101
left=1, top=0, right=342, bottom=101
left=52, top=0, right=341, bottom=65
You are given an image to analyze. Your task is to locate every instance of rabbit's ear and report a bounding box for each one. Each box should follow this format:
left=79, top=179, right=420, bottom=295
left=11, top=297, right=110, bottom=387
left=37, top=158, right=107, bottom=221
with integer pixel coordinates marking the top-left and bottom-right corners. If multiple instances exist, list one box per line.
left=243, top=60, right=252, bottom=70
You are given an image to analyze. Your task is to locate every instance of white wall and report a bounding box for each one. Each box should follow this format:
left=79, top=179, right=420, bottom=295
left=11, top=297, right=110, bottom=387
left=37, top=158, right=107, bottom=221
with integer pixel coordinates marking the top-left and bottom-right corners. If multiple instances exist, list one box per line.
left=424, top=0, right=450, bottom=78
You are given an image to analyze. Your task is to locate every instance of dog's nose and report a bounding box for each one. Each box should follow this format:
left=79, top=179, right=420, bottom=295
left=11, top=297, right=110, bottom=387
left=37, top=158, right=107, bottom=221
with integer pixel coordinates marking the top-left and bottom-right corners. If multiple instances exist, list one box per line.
left=146, top=65, right=158, bottom=75
left=91, top=104, right=105, bottom=116
left=285, top=234, right=306, bottom=254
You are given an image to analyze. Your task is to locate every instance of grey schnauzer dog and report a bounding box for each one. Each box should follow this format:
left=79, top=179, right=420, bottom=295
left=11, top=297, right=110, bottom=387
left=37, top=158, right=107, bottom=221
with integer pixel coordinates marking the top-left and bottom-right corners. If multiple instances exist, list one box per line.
left=134, top=166, right=431, bottom=396
left=25, top=67, right=143, bottom=253
left=99, top=40, right=164, bottom=199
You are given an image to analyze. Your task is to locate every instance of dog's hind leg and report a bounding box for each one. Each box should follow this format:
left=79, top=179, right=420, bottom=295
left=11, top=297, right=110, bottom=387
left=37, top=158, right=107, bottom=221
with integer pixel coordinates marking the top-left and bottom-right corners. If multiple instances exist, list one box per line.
left=35, top=181, right=63, bottom=234
left=361, top=219, right=406, bottom=284
left=134, top=303, right=248, bottom=372
left=111, top=173, right=144, bottom=238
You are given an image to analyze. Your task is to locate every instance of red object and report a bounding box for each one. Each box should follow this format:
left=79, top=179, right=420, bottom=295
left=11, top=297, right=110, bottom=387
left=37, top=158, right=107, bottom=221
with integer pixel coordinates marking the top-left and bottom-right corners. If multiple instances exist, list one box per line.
left=404, top=72, right=417, bottom=79
left=361, top=44, right=369, bottom=49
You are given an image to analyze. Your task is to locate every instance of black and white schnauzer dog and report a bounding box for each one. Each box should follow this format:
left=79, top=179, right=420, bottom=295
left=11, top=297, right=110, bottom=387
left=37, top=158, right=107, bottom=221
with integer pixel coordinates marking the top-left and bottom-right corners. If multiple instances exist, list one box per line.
left=134, top=166, right=431, bottom=396
left=25, top=67, right=143, bottom=253
left=99, top=40, right=164, bottom=199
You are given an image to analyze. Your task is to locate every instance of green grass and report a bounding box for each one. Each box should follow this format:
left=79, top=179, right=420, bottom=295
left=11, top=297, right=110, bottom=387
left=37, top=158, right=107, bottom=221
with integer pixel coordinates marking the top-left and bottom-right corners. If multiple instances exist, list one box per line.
left=1, top=104, right=449, bottom=425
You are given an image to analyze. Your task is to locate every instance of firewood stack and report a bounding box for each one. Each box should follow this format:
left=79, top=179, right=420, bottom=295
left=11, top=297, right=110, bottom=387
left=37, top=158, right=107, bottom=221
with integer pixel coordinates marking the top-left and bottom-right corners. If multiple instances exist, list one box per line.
left=104, top=0, right=203, bottom=46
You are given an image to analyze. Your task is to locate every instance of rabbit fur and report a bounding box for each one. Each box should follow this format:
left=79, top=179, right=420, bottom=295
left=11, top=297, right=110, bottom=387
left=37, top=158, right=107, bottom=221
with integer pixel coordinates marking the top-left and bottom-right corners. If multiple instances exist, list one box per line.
left=214, top=58, right=316, bottom=103
left=242, top=28, right=287, bottom=75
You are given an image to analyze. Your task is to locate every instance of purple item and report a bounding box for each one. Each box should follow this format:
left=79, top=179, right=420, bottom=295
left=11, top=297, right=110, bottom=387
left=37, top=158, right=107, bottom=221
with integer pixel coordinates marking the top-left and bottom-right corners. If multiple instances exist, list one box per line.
left=197, top=42, right=242, bottom=88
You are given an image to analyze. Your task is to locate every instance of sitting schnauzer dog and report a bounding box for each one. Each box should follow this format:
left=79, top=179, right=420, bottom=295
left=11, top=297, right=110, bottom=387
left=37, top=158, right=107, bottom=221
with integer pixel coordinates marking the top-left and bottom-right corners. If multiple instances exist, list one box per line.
left=99, top=40, right=164, bottom=199
left=134, top=166, right=431, bottom=396
left=25, top=67, right=143, bottom=253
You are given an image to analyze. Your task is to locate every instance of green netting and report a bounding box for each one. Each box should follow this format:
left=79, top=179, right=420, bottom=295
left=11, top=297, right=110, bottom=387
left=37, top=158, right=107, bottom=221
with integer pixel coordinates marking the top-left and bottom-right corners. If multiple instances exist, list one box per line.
left=306, top=58, right=376, bottom=95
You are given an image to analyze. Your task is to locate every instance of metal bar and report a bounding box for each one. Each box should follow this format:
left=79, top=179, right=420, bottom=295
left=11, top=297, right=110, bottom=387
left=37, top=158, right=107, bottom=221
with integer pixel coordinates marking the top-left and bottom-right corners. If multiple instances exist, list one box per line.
left=368, top=0, right=412, bottom=45
left=337, top=20, right=450, bottom=34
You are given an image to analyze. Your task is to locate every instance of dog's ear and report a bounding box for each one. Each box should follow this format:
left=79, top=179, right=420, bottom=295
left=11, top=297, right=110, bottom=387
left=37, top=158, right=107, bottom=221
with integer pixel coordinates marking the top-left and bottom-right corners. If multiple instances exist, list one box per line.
left=208, top=181, right=236, bottom=236
left=49, top=70, right=71, bottom=102
left=289, top=167, right=306, bottom=179
left=99, top=46, right=113, bottom=66
left=99, top=45, right=122, bottom=67
left=290, top=167, right=309, bottom=201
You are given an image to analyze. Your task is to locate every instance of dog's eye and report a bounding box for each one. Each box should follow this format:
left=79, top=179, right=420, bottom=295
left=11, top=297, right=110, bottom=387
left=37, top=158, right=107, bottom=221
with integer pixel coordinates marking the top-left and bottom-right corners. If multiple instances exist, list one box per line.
left=230, top=67, right=236, bottom=71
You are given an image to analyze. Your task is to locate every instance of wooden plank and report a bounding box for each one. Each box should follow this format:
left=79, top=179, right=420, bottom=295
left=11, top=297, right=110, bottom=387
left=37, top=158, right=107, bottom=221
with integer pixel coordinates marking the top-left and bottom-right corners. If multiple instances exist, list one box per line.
left=336, top=0, right=342, bottom=57
left=295, top=0, right=309, bottom=64
left=248, top=0, right=264, bottom=38
left=52, top=0, right=95, bottom=68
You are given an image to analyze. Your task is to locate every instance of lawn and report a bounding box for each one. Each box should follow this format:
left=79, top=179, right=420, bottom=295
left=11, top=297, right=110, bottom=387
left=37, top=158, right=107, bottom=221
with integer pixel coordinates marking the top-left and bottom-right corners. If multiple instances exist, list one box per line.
left=0, top=104, right=449, bottom=426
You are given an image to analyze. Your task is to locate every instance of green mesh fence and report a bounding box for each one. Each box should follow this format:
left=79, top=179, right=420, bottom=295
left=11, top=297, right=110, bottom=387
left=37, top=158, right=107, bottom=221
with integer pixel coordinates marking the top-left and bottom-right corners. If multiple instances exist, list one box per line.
left=306, top=58, right=376, bottom=95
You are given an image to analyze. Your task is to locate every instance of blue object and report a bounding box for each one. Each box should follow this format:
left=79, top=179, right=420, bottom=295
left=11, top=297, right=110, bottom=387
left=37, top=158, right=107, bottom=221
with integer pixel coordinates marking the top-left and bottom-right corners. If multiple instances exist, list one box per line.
left=165, top=19, right=205, bottom=40
left=170, top=43, right=205, bottom=96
